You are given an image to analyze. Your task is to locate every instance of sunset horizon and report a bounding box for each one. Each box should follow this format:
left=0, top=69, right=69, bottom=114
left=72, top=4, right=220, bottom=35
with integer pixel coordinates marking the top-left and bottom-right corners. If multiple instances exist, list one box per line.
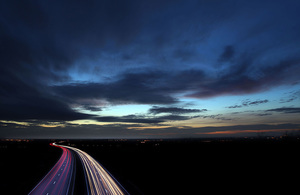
left=1, top=0, right=299, bottom=138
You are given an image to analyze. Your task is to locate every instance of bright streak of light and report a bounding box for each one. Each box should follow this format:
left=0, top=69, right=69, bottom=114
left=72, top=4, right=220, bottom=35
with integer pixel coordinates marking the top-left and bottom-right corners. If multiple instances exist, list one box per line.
left=29, top=144, right=75, bottom=195
left=54, top=143, right=129, bottom=195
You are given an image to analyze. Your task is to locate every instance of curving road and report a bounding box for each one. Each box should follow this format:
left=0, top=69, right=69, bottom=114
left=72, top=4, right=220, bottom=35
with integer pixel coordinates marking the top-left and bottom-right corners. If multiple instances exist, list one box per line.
left=29, top=143, right=76, bottom=195
left=29, top=143, right=129, bottom=195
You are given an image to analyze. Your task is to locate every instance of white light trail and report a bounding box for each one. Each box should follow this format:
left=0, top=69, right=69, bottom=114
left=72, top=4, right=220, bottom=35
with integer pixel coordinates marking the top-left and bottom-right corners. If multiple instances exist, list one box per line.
left=55, top=143, right=129, bottom=195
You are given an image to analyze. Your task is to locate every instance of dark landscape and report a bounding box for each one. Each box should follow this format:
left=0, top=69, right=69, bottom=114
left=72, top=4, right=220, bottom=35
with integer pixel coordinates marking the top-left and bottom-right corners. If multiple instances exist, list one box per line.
left=1, top=1, right=300, bottom=194
left=1, top=137, right=299, bottom=194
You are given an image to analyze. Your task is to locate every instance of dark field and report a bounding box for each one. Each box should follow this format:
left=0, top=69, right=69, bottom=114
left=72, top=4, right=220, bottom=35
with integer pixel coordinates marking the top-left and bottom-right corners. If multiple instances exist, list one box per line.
left=1, top=138, right=299, bottom=194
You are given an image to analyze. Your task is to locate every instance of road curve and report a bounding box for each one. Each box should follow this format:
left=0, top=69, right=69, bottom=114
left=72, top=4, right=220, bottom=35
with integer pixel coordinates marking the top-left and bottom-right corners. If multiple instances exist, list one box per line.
left=29, top=143, right=129, bottom=195
left=29, top=143, right=76, bottom=195
left=56, top=143, right=129, bottom=195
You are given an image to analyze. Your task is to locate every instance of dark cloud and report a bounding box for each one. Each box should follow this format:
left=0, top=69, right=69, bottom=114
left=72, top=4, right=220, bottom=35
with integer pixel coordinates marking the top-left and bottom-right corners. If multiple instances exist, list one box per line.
left=95, top=114, right=194, bottom=124
left=279, top=97, right=297, bottom=103
left=247, top=100, right=269, bottom=106
left=188, top=58, right=300, bottom=98
left=279, top=90, right=299, bottom=103
left=190, top=56, right=291, bottom=97
left=60, top=54, right=300, bottom=105
left=149, top=106, right=207, bottom=115
left=52, top=54, right=300, bottom=106
left=51, top=68, right=205, bottom=105
left=254, top=113, right=272, bottom=117
left=0, top=65, right=92, bottom=121
left=196, top=114, right=233, bottom=121
left=0, top=93, right=93, bottom=121
left=157, top=115, right=195, bottom=121
left=53, top=71, right=178, bottom=105
left=82, top=105, right=102, bottom=112
left=96, top=116, right=164, bottom=124
left=227, top=105, right=243, bottom=109
left=227, top=99, right=269, bottom=109
left=266, top=107, right=300, bottom=114
left=52, top=55, right=300, bottom=106
left=0, top=1, right=89, bottom=121
left=218, top=45, right=235, bottom=62
left=0, top=0, right=300, bottom=127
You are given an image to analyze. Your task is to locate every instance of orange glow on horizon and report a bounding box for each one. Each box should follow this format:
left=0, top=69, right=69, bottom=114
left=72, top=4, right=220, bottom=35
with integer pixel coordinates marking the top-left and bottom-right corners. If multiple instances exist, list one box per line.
left=197, top=129, right=299, bottom=135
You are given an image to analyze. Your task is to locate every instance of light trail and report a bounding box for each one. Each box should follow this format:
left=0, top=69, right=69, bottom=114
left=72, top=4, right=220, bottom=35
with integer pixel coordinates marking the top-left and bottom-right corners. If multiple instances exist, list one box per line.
left=55, top=143, right=129, bottom=195
left=29, top=143, right=129, bottom=195
left=28, top=143, right=76, bottom=195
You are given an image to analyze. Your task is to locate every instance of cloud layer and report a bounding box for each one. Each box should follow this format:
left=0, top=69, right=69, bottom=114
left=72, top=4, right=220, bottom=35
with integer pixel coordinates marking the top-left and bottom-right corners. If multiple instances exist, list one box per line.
left=0, top=0, right=300, bottom=131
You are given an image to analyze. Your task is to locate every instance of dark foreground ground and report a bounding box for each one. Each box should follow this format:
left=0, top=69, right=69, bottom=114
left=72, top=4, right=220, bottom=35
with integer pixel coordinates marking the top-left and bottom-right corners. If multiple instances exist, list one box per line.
left=1, top=137, right=299, bottom=195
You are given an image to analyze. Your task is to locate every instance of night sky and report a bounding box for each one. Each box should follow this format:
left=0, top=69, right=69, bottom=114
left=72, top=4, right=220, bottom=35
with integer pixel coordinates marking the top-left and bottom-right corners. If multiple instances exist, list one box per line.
left=1, top=0, right=299, bottom=139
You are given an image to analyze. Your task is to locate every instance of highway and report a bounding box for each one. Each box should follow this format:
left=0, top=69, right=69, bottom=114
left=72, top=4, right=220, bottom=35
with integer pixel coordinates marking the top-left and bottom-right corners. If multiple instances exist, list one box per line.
left=29, top=143, right=129, bottom=195
left=29, top=143, right=76, bottom=195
